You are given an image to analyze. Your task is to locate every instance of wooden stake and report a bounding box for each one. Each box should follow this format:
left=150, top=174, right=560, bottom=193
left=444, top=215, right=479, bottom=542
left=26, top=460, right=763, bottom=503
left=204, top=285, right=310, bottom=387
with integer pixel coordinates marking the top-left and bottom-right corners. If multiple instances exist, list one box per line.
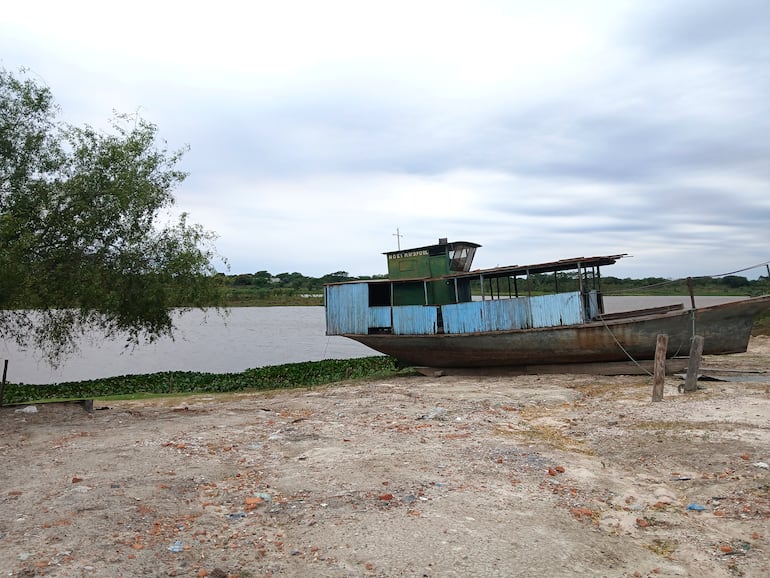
left=0, top=359, right=7, bottom=407
left=683, top=335, right=704, bottom=393
left=652, top=334, right=668, bottom=402
left=686, top=277, right=696, bottom=309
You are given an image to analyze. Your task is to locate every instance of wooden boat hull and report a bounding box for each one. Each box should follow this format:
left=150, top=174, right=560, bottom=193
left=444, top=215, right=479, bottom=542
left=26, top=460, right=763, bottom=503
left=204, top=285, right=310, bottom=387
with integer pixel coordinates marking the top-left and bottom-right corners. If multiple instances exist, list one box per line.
left=345, top=296, right=770, bottom=368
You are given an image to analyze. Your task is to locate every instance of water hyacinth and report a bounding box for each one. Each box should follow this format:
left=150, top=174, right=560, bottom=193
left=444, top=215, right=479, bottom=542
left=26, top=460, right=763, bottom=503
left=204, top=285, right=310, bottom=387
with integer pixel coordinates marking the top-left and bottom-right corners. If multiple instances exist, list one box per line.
left=0, top=356, right=399, bottom=404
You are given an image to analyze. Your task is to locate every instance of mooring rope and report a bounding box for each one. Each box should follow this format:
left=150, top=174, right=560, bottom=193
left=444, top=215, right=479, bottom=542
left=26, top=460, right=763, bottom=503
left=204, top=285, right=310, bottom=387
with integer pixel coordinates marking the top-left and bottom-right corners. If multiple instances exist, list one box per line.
left=604, top=260, right=770, bottom=296
left=596, top=259, right=770, bottom=374
left=697, top=260, right=770, bottom=279
left=597, top=314, right=653, bottom=376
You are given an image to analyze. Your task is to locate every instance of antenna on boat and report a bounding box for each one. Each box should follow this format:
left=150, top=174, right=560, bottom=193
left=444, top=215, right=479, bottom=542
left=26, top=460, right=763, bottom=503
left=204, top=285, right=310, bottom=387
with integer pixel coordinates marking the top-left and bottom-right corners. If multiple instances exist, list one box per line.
left=393, top=227, right=404, bottom=250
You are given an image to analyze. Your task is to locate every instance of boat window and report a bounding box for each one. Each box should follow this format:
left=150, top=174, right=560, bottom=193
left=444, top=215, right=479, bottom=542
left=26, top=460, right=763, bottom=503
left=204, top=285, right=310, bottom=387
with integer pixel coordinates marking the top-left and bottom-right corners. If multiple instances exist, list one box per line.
left=449, top=246, right=476, bottom=272
left=368, top=283, right=391, bottom=306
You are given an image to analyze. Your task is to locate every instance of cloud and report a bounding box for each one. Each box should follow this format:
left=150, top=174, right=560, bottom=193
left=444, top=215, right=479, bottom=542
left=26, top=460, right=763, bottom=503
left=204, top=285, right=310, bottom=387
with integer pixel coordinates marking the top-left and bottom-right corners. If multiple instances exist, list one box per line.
left=1, top=0, right=769, bottom=282
left=623, top=0, right=770, bottom=59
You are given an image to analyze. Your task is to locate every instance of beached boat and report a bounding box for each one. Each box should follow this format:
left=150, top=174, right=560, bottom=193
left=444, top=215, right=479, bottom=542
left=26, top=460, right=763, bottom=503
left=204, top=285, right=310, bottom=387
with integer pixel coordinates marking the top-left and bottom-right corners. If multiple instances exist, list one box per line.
left=324, top=239, right=770, bottom=368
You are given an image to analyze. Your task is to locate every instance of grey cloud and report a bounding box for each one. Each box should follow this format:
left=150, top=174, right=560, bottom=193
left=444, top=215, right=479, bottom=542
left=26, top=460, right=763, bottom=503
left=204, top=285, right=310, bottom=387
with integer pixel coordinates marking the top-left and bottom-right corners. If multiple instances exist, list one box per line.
left=168, top=36, right=770, bottom=186
left=623, top=0, right=770, bottom=59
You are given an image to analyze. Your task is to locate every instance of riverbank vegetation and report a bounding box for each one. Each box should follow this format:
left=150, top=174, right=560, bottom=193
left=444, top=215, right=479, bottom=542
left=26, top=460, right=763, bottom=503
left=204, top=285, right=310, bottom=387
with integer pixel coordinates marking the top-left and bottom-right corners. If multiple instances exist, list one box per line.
left=0, top=356, right=399, bottom=405
left=221, top=270, right=371, bottom=307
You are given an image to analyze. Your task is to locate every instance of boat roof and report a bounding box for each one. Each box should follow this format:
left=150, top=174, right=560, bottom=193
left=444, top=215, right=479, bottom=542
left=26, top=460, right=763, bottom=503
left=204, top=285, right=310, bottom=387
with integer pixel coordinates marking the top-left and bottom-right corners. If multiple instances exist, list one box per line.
left=383, top=240, right=481, bottom=256
left=326, top=253, right=628, bottom=285
left=447, top=254, right=628, bottom=280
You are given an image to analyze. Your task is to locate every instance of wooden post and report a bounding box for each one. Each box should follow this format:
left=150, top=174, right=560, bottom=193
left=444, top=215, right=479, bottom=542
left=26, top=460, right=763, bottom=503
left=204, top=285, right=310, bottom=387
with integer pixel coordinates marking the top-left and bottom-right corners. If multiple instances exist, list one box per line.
left=686, top=277, right=696, bottom=309
left=683, top=335, right=704, bottom=393
left=652, top=334, right=668, bottom=402
left=0, top=359, right=7, bottom=407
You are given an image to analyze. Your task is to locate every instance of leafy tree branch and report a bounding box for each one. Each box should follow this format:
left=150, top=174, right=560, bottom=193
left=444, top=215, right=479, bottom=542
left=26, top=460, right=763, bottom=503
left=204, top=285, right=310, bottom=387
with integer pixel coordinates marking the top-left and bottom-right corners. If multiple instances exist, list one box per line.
left=0, top=67, right=225, bottom=365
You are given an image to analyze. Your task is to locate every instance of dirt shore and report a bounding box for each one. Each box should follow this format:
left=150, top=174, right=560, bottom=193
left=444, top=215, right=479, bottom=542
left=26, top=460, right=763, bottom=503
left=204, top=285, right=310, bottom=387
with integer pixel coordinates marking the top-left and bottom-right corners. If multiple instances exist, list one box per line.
left=1, top=338, right=769, bottom=578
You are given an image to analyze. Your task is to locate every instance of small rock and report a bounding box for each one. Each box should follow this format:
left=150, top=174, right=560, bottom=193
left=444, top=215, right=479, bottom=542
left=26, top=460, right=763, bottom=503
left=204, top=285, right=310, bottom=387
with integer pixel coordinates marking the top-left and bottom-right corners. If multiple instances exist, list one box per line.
left=653, top=486, right=676, bottom=504
left=168, top=540, right=184, bottom=553
left=598, top=515, right=621, bottom=532
left=418, top=407, right=447, bottom=420
left=14, top=406, right=37, bottom=414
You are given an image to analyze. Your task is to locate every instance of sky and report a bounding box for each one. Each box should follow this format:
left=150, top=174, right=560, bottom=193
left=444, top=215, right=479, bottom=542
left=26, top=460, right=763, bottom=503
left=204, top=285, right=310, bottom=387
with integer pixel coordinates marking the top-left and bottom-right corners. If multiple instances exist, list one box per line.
left=2, top=0, right=770, bottom=281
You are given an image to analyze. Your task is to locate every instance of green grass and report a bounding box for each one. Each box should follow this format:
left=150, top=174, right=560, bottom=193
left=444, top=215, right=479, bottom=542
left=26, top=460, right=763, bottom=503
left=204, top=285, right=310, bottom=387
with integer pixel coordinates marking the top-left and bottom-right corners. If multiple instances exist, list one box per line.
left=0, top=356, right=401, bottom=405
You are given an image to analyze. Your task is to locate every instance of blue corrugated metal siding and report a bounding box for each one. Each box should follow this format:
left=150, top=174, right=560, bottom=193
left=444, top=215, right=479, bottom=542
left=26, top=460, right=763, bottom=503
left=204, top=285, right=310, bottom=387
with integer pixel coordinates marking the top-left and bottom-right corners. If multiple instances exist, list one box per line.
left=442, top=299, right=533, bottom=334
left=325, top=284, right=369, bottom=335
left=393, top=306, right=438, bottom=335
left=483, top=299, right=532, bottom=331
left=368, top=306, right=392, bottom=329
left=530, top=292, right=583, bottom=328
left=326, top=283, right=588, bottom=336
left=442, top=302, right=484, bottom=334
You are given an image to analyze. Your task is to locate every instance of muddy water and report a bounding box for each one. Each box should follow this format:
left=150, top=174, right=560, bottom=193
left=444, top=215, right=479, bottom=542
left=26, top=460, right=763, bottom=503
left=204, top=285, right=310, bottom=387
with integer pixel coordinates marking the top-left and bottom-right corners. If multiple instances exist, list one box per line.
left=0, top=297, right=746, bottom=384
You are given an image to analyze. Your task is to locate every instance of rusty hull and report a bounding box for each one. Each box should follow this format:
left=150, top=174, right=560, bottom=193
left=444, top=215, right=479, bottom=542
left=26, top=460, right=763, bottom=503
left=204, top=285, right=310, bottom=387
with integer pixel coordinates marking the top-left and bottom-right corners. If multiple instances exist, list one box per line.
left=347, top=295, right=770, bottom=368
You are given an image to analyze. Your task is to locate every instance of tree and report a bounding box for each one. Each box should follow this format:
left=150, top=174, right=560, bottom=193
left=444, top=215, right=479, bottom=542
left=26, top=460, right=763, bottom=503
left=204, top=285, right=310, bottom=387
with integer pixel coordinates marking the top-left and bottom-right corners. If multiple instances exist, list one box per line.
left=320, top=271, right=350, bottom=284
left=0, top=68, right=225, bottom=364
left=252, top=270, right=273, bottom=287
left=721, top=275, right=749, bottom=289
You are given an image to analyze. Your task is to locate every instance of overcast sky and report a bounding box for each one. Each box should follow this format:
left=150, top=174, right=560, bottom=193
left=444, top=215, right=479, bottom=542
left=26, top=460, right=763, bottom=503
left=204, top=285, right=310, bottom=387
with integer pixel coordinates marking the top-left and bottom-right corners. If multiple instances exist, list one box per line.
left=2, top=0, right=770, bottom=280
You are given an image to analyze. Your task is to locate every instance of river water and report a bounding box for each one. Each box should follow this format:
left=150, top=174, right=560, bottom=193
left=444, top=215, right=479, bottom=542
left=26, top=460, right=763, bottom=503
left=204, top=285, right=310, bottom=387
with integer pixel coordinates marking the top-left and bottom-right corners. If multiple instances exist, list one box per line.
left=0, top=297, right=746, bottom=384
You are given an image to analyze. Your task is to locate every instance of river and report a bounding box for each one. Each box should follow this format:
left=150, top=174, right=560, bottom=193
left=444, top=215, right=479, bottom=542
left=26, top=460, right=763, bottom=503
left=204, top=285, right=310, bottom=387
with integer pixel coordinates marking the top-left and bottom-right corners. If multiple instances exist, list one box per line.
left=0, top=297, right=747, bottom=384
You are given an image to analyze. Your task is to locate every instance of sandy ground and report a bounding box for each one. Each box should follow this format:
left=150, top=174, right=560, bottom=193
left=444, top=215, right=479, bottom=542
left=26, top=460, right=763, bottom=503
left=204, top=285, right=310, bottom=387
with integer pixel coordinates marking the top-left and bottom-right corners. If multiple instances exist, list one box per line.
left=1, top=339, right=769, bottom=578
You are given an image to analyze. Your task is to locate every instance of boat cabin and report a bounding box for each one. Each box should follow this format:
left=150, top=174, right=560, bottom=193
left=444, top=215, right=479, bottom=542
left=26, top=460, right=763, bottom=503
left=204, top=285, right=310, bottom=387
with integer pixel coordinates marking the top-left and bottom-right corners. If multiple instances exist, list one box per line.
left=325, top=239, right=626, bottom=337
left=384, top=239, right=480, bottom=306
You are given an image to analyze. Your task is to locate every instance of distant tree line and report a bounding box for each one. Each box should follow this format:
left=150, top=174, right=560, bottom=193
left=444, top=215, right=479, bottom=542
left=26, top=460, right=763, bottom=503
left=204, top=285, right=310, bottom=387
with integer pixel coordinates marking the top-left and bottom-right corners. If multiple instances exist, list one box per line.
left=222, top=269, right=769, bottom=305
left=220, top=271, right=387, bottom=305
left=222, top=270, right=387, bottom=291
left=496, top=272, right=770, bottom=297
